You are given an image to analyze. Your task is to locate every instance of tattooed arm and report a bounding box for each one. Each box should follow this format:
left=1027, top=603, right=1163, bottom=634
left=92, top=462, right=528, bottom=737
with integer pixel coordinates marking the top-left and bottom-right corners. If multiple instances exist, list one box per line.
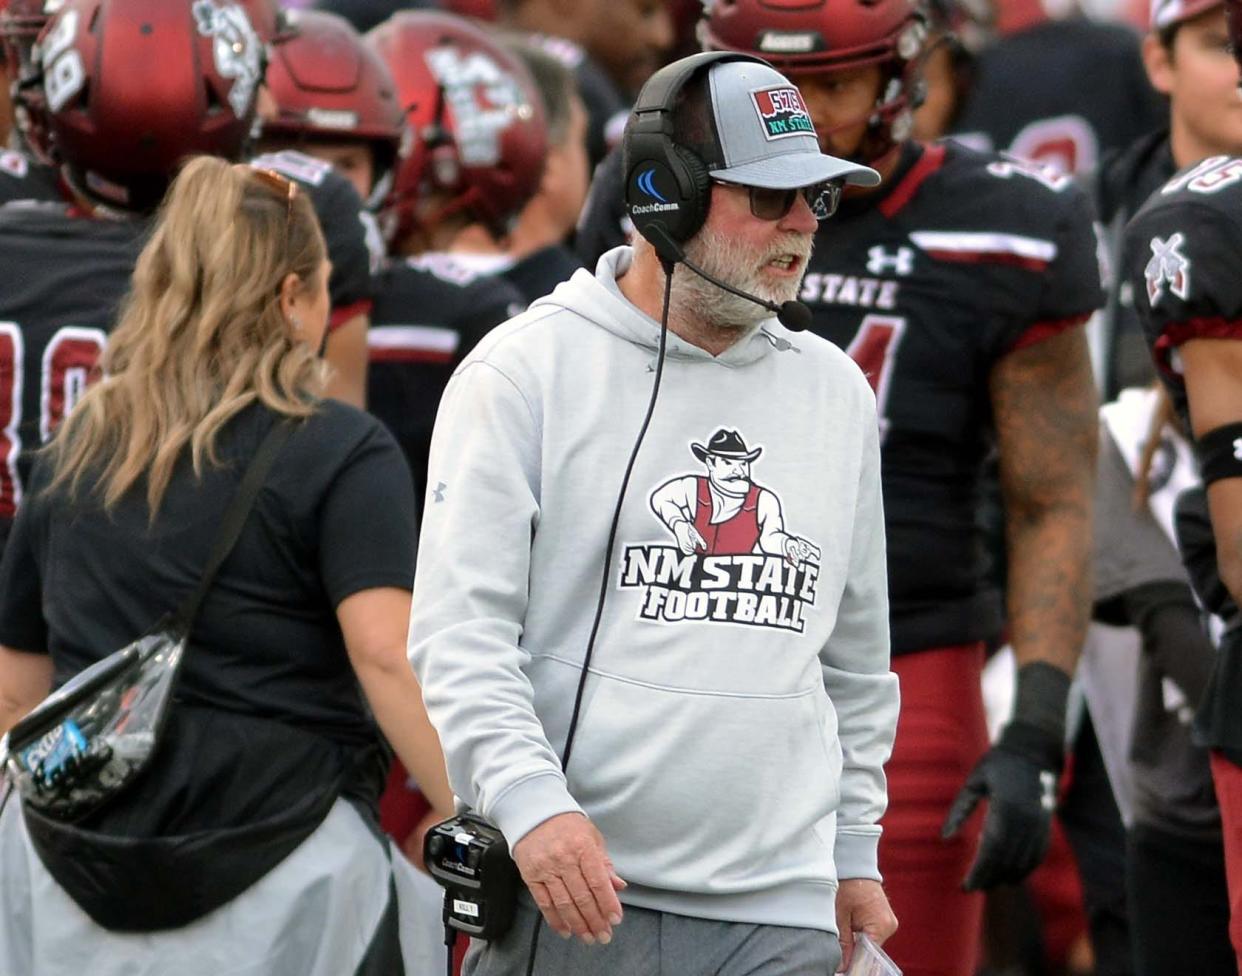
left=990, top=326, right=1098, bottom=676
left=941, top=325, right=1098, bottom=891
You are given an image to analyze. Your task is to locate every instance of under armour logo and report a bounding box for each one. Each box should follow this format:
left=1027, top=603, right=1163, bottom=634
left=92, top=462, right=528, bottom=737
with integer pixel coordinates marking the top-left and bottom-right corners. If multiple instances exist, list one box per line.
left=866, top=245, right=915, bottom=276
left=1233, top=438, right=1242, bottom=461
left=432, top=482, right=447, bottom=503
left=1039, top=770, right=1057, bottom=812
left=1145, top=233, right=1191, bottom=306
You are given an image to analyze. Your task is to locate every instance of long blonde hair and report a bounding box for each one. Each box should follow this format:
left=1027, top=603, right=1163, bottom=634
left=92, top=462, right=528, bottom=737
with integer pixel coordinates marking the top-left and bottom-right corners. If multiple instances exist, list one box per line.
left=48, top=155, right=328, bottom=515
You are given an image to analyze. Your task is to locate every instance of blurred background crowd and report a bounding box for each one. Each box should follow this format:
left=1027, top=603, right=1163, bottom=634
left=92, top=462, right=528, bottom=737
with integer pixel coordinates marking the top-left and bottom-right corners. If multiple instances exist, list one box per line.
left=0, top=0, right=1237, bottom=974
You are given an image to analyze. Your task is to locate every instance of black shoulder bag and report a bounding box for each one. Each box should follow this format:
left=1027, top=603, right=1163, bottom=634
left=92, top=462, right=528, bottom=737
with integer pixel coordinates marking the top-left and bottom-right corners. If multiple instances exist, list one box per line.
left=1, top=420, right=293, bottom=823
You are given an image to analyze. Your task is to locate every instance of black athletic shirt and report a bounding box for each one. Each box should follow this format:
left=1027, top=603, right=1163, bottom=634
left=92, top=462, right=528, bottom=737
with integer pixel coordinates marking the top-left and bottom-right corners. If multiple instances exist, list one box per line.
left=0, top=147, right=376, bottom=327
left=1123, top=155, right=1242, bottom=757
left=367, top=253, right=524, bottom=509
left=0, top=400, right=416, bottom=750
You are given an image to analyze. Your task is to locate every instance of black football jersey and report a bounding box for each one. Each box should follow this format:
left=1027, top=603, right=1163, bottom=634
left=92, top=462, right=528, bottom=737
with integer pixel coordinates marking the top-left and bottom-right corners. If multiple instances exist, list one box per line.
left=1124, top=155, right=1242, bottom=431
left=368, top=254, right=525, bottom=510
left=503, top=244, right=584, bottom=304
left=951, top=18, right=1165, bottom=176
left=0, top=149, right=63, bottom=209
left=248, top=150, right=377, bottom=325
left=0, top=205, right=146, bottom=535
left=806, top=141, right=1103, bottom=653
left=1124, top=155, right=1242, bottom=757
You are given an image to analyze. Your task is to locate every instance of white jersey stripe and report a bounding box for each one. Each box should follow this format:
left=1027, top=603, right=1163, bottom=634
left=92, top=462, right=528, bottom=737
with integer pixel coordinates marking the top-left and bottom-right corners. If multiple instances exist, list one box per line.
left=367, top=325, right=460, bottom=356
left=908, top=231, right=1058, bottom=262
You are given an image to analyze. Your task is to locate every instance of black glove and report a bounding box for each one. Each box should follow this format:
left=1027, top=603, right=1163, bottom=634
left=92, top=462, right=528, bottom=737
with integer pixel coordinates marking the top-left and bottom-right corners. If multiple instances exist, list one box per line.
left=942, top=660, right=1070, bottom=891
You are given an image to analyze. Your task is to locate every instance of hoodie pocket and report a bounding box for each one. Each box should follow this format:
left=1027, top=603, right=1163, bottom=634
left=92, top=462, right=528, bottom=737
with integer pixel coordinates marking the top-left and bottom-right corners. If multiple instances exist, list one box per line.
left=560, top=666, right=842, bottom=895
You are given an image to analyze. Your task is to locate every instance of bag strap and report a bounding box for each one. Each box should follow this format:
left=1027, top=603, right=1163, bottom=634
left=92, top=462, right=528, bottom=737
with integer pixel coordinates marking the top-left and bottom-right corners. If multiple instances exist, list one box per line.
left=172, top=418, right=295, bottom=629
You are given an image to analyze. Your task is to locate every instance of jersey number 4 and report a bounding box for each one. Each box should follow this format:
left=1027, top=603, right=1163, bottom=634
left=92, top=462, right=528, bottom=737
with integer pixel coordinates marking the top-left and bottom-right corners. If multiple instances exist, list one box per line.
left=0, top=323, right=106, bottom=518
left=845, top=314, right=905, bottom=438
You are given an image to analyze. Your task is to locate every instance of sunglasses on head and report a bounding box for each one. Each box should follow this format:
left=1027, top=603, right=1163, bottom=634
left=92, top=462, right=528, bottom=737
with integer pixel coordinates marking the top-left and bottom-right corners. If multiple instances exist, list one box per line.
left=249, top=166, right=298, bottom=239
left=715, top=179, right=844, bottom=221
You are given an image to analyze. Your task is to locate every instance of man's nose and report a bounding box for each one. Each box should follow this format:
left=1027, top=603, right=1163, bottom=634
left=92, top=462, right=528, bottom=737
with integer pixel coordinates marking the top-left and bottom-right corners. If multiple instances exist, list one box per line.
left=779, top=192, right=819, bottom=235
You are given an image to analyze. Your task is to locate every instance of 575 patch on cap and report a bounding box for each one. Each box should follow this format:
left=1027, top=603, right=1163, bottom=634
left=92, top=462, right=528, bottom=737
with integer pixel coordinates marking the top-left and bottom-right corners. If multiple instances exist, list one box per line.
left=751, top=86, right=815, bottom=141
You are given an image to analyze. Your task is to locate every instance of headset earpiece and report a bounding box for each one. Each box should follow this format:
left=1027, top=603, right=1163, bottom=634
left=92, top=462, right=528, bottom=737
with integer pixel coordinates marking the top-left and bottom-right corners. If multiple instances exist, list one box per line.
left=623, top=51, right=770, bottom=259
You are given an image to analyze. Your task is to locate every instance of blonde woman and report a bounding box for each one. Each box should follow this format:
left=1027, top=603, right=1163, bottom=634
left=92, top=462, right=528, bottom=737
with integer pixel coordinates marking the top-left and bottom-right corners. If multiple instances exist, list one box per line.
left=0, top=157, right=451, bottom=976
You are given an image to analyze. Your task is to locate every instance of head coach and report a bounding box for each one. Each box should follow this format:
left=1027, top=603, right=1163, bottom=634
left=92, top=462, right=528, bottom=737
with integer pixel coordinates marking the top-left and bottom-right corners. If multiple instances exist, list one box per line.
left=408, top=51, right=901, bottom=976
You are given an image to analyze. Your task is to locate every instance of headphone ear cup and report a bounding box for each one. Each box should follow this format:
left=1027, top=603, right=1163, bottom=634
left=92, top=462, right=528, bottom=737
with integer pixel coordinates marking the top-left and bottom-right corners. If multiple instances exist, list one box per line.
left=668, top=143, right=711, bottom=244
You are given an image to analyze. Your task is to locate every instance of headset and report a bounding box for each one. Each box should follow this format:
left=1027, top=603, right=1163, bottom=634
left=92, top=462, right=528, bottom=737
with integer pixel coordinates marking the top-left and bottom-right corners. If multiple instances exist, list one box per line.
left=426, top=52, right=816, bottom=976
left=623, top=50, right=814, bottom=331
left=623, top=50, right=769, bottom=265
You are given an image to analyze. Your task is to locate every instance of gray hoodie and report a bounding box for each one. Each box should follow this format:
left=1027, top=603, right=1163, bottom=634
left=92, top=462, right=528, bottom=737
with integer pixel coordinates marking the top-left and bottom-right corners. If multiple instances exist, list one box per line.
left=408, top=247, right=899, bottom=933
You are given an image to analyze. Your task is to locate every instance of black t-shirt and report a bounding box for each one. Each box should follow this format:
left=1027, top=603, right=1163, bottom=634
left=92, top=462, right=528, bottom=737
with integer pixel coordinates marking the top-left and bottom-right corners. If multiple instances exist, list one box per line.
left=0, top=401, right=416, bottom=750
left=502, top=244, right=583, bottom=304
left=951, top=17, right=1165, bottom=175
left=367, top=254, right=524, bottom=509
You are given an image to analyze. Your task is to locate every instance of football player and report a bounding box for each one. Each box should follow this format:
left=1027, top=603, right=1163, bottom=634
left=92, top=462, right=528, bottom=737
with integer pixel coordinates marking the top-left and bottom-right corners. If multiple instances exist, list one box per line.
left=574, top=2, right=1103, bottom=973
left=1092, top=0, right=1242, bottom=400
left=443, top=37, right=588, bottom=305
left=257, top=9, right=405, bottom=209
left=253, top=7, right=408, bottom=408
left=1122, top=0, right=1242, bottom=966
left=0, top=0, right=376, bottom=408
left=0, top=0, right=267, bottom=553
left=364, top=11, right=543, bottom=510
left=948, top=0, right=1165, bottom=175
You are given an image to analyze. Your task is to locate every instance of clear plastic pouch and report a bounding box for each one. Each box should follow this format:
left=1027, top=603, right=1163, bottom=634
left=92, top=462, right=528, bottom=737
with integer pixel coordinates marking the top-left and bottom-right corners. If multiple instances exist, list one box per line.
left=1, top=624, right=185, bottom=822
left=842, top=933, right=902, bottom=976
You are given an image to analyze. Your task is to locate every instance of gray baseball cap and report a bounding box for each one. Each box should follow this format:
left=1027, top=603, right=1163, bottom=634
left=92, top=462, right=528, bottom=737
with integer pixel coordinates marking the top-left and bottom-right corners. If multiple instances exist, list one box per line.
left=706, top=60, right=880, bottom=190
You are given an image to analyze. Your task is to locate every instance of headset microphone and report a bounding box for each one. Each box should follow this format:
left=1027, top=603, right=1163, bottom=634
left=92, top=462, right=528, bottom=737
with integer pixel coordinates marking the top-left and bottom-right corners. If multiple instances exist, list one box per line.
left=645, top=223, right=811, bottom=332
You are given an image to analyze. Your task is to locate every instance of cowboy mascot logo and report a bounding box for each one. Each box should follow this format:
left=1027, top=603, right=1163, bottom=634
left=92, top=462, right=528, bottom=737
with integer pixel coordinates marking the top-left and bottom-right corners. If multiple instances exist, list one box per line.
left=619, top=429, right=821, bottom=632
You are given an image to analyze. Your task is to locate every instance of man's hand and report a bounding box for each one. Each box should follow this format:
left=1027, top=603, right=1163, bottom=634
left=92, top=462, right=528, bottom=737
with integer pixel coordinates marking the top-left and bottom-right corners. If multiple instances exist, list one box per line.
left=834, top=879, right=898, bottom=972
left=673, top=519, right=707, bottom=555
left=941, top=720, right=1062, bottom=890
left=512, top=812, right=627, bottom=944
left=782, top=535, right=821, bottom=567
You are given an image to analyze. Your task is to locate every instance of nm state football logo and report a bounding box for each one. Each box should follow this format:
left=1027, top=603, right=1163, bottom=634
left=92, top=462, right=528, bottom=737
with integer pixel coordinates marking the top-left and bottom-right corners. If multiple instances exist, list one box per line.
left=751, top=86, right=815, bottom=140
left=618, top=428, right=820, bottom=632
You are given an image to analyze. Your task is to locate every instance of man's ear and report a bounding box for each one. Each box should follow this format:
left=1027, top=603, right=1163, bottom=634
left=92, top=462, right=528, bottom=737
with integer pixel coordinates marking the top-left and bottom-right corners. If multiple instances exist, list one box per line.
left=1142, top=31, right=1176, bottom=95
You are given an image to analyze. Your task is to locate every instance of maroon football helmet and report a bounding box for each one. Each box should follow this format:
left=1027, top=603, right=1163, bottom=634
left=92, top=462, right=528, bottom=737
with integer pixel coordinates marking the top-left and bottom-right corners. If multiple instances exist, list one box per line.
left=365, top=10, right=548, bottom=245
left=263, top=10, right=407, bottom=203
left=1, top=0, right=58, bottom=161
left=700, top=0, right=929, bottom=159
left=39, top=0, right=263, bottom=213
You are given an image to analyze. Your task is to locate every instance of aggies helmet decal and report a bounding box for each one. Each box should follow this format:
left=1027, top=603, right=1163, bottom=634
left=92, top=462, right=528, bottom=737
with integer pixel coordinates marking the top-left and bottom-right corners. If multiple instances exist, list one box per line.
left=366, top=10, right=548, bottom=244
left=38, top=0, right=263, bottom=213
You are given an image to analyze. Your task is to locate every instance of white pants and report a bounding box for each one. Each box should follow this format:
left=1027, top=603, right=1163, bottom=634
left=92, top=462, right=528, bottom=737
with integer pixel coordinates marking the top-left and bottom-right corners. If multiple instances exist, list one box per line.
left=0, top=792, right=446, bottom=976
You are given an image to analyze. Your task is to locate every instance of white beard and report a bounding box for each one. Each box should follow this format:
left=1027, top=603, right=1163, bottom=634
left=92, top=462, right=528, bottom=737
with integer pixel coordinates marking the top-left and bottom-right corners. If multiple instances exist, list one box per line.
left=670, top=223, right=814, bottom=331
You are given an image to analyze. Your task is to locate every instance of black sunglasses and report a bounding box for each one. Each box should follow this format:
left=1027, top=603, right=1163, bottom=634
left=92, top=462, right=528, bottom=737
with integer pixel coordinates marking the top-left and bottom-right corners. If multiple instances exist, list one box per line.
left=715, top=179, right=844, bottom=221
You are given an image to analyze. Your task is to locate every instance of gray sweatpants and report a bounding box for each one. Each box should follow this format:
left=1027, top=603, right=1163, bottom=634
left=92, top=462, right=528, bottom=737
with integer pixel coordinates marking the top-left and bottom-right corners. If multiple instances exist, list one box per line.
left=463, top=894, right=841, bottom=976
